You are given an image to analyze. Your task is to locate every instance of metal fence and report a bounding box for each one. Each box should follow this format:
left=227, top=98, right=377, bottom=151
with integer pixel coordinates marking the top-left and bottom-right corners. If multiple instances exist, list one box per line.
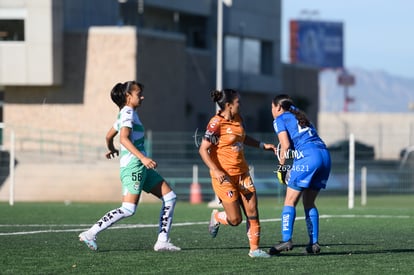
left=1, top=126, right=413, bottom=199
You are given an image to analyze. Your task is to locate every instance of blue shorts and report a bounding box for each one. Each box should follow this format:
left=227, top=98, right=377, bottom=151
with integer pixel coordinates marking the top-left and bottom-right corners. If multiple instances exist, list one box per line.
left=287, top=147, right=331, bottom=191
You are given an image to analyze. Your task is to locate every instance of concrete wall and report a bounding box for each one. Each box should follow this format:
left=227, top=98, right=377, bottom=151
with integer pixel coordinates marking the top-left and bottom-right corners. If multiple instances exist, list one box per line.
left=318, top=112, right=414, bottom=159
left=3, top=27, right=137, bottom=149
left=0, top=0, right=63, bottom=85
left=0, top=152, right=160, bottom=203
left=0, top=26, right=144, bottom=203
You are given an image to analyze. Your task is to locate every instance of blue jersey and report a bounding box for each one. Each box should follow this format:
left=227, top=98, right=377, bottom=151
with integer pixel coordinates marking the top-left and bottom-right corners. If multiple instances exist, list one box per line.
left=273, top=112, right=326, bottom=151
left=273, top=111, right=330, bottom=191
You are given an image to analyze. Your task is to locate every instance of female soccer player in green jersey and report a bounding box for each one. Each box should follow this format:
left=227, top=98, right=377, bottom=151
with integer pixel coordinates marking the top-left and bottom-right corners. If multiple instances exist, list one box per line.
left=79, top=81, right=180, bottom=252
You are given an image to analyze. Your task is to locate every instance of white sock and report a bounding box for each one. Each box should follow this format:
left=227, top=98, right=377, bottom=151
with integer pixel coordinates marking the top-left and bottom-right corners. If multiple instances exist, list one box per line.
left=88, top=202, right=136, bottom=236
left=157, top=191, right=177, bottom=242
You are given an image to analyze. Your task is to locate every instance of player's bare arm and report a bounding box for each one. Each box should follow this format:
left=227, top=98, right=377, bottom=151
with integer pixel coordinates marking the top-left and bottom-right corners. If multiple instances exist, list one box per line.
left=105, top=127, right=119, bottom=159
left=244, top=135, right=276, bottom=152
left=199, top=138, right=227, bottom=183
left=119, top=126, right=157, bottom=169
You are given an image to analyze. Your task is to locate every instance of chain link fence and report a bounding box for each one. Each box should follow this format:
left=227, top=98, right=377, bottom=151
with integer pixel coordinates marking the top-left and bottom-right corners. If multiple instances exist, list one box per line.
left=1, top=126, right=413, bottom=200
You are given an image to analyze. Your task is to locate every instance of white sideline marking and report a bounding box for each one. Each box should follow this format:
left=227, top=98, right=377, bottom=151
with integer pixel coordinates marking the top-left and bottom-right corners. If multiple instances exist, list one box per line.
left=0, top=214, right=410, bottom=236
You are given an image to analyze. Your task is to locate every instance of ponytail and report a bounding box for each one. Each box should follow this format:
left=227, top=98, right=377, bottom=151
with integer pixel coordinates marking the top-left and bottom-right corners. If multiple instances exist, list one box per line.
left=273, top=94, right=311, bottom=127
left=210, top=89, right=238, bottom=110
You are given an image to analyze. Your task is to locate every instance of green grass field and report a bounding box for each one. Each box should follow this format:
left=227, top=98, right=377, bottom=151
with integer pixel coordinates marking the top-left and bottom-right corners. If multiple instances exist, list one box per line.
left=1, top=194, right=413, bottom=274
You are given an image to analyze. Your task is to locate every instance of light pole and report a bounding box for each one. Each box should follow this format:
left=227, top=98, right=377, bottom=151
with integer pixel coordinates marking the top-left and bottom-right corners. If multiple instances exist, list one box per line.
left=216, top=0, right=232, bottom=92
left=209, top=0, right=232, bottom=208
left=338, top=69, right=355, bottom=112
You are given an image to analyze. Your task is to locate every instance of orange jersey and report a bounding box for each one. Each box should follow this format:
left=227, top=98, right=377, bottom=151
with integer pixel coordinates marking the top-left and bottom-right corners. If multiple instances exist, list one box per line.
left=203, top=113, right=249, bottom=175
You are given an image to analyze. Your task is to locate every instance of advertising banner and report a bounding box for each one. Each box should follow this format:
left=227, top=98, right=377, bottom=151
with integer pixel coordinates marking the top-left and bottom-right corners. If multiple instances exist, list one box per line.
left=290, top=20, right=343, bottom=69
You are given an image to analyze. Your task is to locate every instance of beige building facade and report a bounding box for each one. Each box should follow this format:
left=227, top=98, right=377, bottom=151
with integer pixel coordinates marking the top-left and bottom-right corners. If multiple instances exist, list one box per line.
left=319, top=112, right=414, bottom=160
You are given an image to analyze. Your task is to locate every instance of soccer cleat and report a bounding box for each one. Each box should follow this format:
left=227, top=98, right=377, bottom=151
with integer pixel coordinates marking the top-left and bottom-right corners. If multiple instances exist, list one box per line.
left=268, top=240, right=293, bottom=255
left=305, top=242, right=321, bottom=254
left=248, top=249, right=271, bottom=258
left=153, top=239, right=181, bottom=252
left=79, top=231, right=98, bottom=251
left=208, top=209, right=220, bottom=238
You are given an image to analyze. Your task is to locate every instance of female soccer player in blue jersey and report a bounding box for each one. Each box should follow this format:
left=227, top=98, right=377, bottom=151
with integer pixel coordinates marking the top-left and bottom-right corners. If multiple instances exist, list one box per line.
left=79, top=81, right=180, bottom=252
left=269, top=94, right=331, bottom=255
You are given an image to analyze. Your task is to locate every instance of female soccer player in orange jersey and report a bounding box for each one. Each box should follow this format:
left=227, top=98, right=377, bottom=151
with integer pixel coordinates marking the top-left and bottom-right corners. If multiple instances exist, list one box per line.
left=199, top=89, right=276, bottom=258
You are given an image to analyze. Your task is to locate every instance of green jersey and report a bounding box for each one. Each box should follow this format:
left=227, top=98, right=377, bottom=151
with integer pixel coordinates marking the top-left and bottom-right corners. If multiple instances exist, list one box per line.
left=114, top=106, right=146, bottom=168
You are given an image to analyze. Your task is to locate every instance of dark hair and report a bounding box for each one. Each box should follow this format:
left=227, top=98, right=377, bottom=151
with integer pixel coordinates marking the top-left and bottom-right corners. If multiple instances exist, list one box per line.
left=210, top=89, right=238, bottom=110
left=110, top=81, right=144, bottom=109
left=272, top=94, right=310, bottom=127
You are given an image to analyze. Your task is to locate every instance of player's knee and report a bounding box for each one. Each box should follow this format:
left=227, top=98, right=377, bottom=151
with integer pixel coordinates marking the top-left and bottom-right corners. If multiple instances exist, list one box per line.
left=227, top=217, right=242, bottom=226
left=120, top=202, right=137, bottom=217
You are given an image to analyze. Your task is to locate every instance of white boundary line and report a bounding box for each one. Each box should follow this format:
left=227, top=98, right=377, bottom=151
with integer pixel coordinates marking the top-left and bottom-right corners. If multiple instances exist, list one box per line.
left=0, top=214, right=410, bottom=236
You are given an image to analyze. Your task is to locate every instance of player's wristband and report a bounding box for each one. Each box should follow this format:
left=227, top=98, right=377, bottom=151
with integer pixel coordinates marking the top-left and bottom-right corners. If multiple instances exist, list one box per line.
left=259, top=142, right=265, bottom=149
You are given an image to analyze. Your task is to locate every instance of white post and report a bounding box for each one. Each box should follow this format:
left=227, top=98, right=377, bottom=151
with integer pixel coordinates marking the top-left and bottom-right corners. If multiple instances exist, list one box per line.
left=9, top=130, right=15, bottom=206
left=216, top=0, right=232, bottom=92
left=216, top=0, right=223, bottom=92
left=192, top=164, right=198, bottom=184
left=348, top=133, right=355, bottom=209
left=249, top=165, right=255, bottom=182
left=361, top=166, right=367, bottom=206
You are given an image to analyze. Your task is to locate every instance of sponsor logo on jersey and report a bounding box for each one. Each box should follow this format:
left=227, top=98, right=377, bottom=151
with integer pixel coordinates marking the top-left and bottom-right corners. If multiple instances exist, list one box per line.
left=209, top=118, right=220, bottom=129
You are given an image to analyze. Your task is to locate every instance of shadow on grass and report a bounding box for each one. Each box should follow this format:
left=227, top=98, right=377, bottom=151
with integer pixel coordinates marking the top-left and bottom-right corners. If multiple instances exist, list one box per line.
left=263, top=243, right=414, bottom=257
left=83, top=242, right=414, bottom=256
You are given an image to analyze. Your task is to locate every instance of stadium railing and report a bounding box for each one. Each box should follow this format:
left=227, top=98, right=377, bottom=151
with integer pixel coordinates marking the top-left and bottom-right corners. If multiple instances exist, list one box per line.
left=1, top=126, right=413, bottom=200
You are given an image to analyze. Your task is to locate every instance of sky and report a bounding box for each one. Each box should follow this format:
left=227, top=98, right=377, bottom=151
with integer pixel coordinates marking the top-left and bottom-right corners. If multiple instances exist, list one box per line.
left=281, top=0, right=414, bottom=79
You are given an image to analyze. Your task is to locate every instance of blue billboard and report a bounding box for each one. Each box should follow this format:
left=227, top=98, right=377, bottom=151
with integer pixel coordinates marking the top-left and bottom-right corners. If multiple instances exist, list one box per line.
left=290, top=20, right=343, bottom=69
